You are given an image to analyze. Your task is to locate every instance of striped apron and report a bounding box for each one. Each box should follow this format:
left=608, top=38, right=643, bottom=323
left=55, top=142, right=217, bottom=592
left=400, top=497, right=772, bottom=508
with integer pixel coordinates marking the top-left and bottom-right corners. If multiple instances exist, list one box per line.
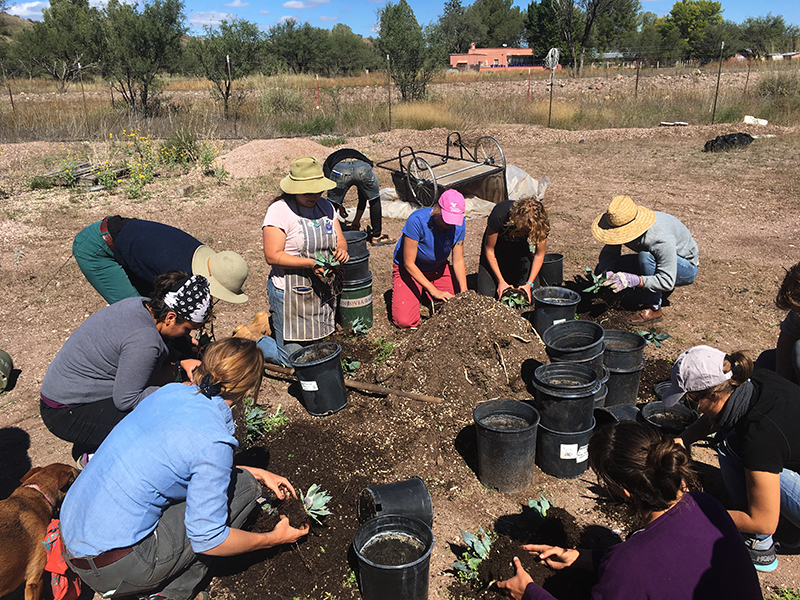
left=283, top=204, right=341, bottom=342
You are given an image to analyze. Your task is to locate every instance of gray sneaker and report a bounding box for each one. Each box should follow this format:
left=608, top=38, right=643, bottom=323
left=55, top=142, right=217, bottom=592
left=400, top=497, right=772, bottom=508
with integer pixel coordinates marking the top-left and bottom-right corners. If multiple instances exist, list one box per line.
left=746, top=540, right=778, bottom=572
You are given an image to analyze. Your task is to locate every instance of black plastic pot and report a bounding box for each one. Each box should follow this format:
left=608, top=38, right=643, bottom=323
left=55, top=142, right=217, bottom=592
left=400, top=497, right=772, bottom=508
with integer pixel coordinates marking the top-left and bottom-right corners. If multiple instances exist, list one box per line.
left=473, top=399, right=540, bottom=493
left=539, top=253, right=564, bottom=287
left=344, top=230, right=369, bottom=260
left=653, top=380, right=671, bottom=400
left=536, top=419, right=595, bottom=479
left=640, top=401, right=699, bottom=435
left=543, top=320, right=606, bottom=375
left=593, top=384, right=608, bottom=408
left=343, top=254, right=370, bottom=283
left=532, top=363, right=600, bottom=432
left=593, top=405, right=640, bottom=428
left=604, top=361, right=645, bottom=407
left=353, top=515, right=434, bottom=600
left=357, top=477, right=433, bottom=528
left=288, top=342, right=348, bottom=416
left=531, top=287, right=581, bottom=337
left=603, top=330, right=647, bottom=371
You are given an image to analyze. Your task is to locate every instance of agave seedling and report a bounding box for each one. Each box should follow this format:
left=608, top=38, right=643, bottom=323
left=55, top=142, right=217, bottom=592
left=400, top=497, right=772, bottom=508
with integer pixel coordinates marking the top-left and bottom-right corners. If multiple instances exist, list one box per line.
left=351, top=316, right=370, bottom=335
left=581, top=266, right=608, bottom=294
left=341, top=356, right=361, bottom=375
left=500, top=288, right=530, bottom=309
left=313, top=251, right=341, bottom=276
left=451, top=527, right=493, bottom=582
left=636, top=328, right=671, bottom=348
left=528, top=493, right=554, bottom=517
left=301, top=483, right=332, bottom=525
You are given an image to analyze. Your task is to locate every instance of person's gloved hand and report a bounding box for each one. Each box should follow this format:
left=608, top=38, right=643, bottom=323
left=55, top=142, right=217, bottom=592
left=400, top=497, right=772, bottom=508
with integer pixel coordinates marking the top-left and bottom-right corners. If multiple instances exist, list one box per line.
left=603, top=272, right=641, bottom=293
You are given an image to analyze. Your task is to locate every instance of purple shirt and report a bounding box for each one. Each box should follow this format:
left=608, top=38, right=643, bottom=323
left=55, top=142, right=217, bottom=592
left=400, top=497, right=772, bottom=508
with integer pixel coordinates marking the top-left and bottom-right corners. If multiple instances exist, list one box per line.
left=523, top=492, right=761, bottom=600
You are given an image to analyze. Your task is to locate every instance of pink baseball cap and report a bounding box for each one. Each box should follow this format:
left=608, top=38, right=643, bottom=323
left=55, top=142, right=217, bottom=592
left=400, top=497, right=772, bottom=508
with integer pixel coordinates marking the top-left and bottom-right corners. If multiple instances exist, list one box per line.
left=661, top=345, right=732, bottom=407
left=438, top=189, right=465, bottom=226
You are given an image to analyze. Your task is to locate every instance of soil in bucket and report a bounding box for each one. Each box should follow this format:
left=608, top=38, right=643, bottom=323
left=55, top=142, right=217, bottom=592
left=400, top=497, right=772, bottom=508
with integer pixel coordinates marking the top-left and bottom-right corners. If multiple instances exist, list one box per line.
left=473, top=399, right=540, bottom=493
left=603, top=330, right=647, bottom=371
left=532, top=363, right=599, bottom=432
left=289, top=341, right=348, bottom=416
left=531, top=287, right=581, bottom=337
left=353, top=515, right=434, bottom=600
left=640, top=401, right=698, bottom=435
left=337, top=275, right=373, bottom=330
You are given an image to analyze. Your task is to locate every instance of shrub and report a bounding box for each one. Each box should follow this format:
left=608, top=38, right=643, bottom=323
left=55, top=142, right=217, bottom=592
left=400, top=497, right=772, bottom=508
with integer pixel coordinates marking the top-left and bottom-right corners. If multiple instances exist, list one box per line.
left=758, top=72, right=800, bottom=98
left=260, top=86, right=306, bottom=117
left=28, top=176, right=53, bottom=190
left=160, top=127, right=199, bottom=167
left=278, top=115, right=336, bottom=135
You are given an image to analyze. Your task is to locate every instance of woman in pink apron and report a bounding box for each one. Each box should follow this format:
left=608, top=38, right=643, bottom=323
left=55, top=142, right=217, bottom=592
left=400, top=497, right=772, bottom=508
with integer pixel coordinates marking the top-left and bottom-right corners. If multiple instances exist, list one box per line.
left=259, top=157, right=349, bottom=365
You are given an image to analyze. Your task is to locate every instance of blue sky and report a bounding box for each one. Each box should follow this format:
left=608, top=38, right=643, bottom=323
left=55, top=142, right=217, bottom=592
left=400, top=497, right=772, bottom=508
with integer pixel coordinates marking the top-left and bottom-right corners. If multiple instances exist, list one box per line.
left=7, top=0, right=800, bottom=38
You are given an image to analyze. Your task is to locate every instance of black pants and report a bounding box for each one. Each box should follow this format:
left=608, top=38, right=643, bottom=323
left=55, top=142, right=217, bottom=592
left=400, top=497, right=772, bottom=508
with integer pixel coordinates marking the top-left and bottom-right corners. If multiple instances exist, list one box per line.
left=40, top=397, right=128, bottom=457
left=476, top=255, right=535, bottom=298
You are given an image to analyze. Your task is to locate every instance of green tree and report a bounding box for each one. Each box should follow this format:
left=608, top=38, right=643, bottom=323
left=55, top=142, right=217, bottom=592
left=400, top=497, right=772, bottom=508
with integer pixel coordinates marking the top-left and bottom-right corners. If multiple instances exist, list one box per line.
left=12, top=0, right=103, bottom=92
left=660, top=0, right=723, bottom=59
left=740, top=14, right=800, bottom=58
left=326, top=23, right=381, bottom=75
left=378, top=0, right=435, bottom=101
left=100, top=0, right=186, bottom=115
left=524, top=0, right=563, bottom=57
left=186, top=19, right=263, bottom=118
left=426, top=0, right=486, bottom=66
left=267, top=19, right=330, bottom=74
left=468, top=0, right=525, bottom=48
left=592, top=0, right=640, bottom=52
left=553, top=0, right=619, bottom=75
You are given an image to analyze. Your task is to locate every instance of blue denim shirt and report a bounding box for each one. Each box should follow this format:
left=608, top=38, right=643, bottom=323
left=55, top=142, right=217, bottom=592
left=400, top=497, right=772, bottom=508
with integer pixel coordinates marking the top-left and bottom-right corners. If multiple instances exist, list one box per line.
left=60, top=383, right=238, bottom=557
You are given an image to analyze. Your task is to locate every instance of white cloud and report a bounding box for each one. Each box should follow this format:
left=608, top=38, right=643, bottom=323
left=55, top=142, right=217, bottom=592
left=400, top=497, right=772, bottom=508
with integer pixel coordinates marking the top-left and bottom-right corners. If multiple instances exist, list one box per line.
left=8, top=1, right=47, bottom=20
left=188, top=11, right=235, bottom=27
left=258, top=9, right=270, bottom=14
left=277, top=15, right=298, bottom=23
left=282, top=0, right=329, bottom=8
left=319, top=15, right=337, bottom=22
left=223, top=0, right=249, bottom=6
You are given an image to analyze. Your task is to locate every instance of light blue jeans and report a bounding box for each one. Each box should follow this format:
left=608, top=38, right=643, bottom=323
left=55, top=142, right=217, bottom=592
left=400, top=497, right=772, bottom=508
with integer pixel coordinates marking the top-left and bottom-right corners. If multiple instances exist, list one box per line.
left=613, top=252, right=698, bottom=310
left=255, top=279, right=310, bottom=367
left=717, top=434, right=800, bottom=550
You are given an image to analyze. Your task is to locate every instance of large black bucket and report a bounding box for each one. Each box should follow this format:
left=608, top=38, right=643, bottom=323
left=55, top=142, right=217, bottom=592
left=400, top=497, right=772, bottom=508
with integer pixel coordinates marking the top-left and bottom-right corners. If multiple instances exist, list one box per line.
left=603, top=330, right=647, bottom=371
left=539, top=253, right=564, bottom=287
left=604, top=361, right=645, bottom=407
left=532, top=363, right=600, bottom=432
left=473, top=399, right=540, bottom=493
left=543, top=320, right=605, bottom=376
left=639, top=401, right=699, bottom=435
left=531, top=287, right=581, bottom=337
left=357, top=477, right=433, bottom=528
left=536, top=419, right=595, bottom=479
left=343, top=254, right=370, bottom=283
left=594, top=405, right=640, bottom=429
left=353, top=515, right=434, bottom=600
left=344, top=230, right=369, bottom=260
left=288, top=342, right=348, bottom=416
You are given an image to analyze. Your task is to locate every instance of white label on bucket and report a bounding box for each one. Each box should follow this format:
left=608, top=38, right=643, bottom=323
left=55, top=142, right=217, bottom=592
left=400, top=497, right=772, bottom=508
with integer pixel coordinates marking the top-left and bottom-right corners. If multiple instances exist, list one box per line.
left=577, top=444, right=589, bottom=462
left=300, top=380, right=319, bottom=391
left=553, top=318, right=567, bottom=326
left=560, top=443, right=578, bottom=460
left=340, top=294, right=373, bottom=308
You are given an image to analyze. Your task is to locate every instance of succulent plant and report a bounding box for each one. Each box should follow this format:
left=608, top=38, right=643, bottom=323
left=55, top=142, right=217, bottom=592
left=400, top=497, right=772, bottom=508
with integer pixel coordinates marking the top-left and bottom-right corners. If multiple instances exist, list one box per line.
left=500, top=288, right=530, bottom=309
left=314, top=251, right=341, bottom=276
left=451, top=527, right=493, bottom=582
left=637, top=328, right=671, bottom=348
left=351, top=316, right=370, bottom=335
left=301, top=483, right=332, bottom=525
left=527, top=493, right=554, bottom=517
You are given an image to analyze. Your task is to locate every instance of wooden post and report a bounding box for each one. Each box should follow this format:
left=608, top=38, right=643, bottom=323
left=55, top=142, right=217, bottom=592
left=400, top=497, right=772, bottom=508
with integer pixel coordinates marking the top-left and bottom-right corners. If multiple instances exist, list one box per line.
left=315, top=73, right=321, bottom=110
left=634, top=58, right=641, bottom=99
left=527, top=67, right=531, bottom=103
left=548, top=69, right=554, bottom=128
left=2, top=65, right=15, bottom=117
left=744, top=58, right=752, bottom=94
left=711, top=41, right=725, bottom=125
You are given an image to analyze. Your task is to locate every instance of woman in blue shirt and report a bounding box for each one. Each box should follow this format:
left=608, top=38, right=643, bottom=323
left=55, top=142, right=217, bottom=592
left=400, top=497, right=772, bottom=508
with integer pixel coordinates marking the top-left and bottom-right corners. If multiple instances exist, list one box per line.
left=391, top=190, right=467, bottom=328
left=60, top=338, right=308, bottom=600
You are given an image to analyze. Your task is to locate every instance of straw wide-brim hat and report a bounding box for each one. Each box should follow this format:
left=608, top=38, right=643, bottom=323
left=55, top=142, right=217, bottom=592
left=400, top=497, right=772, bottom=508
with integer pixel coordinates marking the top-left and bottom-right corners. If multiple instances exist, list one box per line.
left=280, top=156, right=337, bottom=195
left=192, top=246, right=249, bottom=303
left=591, top=195, right=656, bottom=244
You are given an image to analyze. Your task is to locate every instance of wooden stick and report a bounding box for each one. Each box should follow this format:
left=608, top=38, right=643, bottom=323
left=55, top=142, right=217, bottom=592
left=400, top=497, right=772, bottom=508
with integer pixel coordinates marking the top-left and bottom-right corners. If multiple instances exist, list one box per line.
left=263, top=363, right=443, bottom=404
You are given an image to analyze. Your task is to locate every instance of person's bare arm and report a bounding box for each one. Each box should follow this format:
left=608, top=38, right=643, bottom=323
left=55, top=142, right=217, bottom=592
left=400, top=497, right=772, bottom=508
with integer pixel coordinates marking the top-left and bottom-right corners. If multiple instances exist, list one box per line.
left=728, top=469, right=781, bottom=535
left=521, top=240, right=547, bottom=302
left=200, top=518, right=309, bottom=556
left=402, top=236, right=453, bottom=301
left=263, top=226, right=315, bottom=270
left=452, top=241, right=467, bottom=294
left=332, top=219, right=349, bottom=264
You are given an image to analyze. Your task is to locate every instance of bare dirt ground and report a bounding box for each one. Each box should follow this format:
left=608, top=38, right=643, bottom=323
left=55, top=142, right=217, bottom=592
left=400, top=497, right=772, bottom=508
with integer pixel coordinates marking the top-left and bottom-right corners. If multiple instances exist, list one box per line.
left=1, top=117, right=800, bottom=599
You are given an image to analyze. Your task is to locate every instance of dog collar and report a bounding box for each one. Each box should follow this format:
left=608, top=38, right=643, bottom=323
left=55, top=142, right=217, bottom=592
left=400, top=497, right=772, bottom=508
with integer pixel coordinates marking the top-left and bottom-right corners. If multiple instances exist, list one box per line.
left=25, top=483, right=54, bottom=507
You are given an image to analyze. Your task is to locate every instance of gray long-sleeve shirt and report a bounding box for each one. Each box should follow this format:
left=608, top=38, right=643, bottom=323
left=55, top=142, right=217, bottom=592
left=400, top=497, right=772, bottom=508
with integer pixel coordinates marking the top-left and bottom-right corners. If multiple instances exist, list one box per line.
left=597, top=211, right=699, bottom=293
left=41, top=297, right=167, bottom=410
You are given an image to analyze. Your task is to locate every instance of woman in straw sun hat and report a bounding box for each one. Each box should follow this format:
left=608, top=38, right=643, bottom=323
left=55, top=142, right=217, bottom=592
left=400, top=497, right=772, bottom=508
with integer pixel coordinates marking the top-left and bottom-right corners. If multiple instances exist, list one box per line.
left=592, top=195, right=698, bottom=324
left=254, top=156, right=349, bottom=366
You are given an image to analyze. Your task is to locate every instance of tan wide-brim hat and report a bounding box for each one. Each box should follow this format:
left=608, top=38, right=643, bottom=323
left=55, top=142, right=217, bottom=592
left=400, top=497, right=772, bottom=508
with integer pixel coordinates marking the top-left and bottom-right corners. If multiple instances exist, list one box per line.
left=192, top=246, right=248, bottom=303
left=280, top=156, right=337, bottom=195
left=591, top=195, right=656, bottom=244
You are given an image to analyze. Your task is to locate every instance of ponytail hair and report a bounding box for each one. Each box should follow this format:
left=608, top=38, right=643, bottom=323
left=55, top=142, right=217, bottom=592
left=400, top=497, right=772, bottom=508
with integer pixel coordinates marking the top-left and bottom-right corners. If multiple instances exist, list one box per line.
left=589, top=421, right=698, bottom=514
left=709, top=351, right=754, bottom=396
left=191, top=337, right=264, bottom=404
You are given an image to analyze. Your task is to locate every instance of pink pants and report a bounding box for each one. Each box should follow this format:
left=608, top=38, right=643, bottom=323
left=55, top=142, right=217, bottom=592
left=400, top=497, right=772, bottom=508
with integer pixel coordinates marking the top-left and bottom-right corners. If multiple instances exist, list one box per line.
left=391, top=261, right=455, bottom=328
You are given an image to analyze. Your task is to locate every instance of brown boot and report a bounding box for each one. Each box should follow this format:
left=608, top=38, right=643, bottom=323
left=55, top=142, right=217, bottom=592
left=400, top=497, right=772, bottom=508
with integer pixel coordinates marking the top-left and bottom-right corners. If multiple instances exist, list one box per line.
left=250, top=311, right=271, bottom=337
left=627, top=307, right=663, bottom=324
left=233, top=324, right=261, bottom=341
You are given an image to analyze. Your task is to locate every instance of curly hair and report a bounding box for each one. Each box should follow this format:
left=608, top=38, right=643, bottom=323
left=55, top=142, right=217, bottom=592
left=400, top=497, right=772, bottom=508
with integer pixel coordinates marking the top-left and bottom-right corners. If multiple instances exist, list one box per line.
left=776, top=261, right=800, bottom=312
left=504, top=197, right=550, bottom=249
left=589, top=421, right=699, bottom=514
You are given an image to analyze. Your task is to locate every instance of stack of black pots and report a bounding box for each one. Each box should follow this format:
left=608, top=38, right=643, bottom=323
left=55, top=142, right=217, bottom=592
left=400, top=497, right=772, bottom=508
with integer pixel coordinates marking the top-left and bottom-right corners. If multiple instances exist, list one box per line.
left=602, top=330, right=646, bottom=407
left=338, top=230, right=374, bottom=330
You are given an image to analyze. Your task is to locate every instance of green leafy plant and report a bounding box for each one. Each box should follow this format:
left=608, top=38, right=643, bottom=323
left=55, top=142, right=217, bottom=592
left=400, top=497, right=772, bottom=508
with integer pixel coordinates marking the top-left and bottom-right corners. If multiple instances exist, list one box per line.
left=580, top=266, right=608, bottom=294
left=770, top=588, right=800, bottom=600
left=500, top=288, right=529, bottom=309
left=314, top=251, right=341, bottom=276
left=301, top=483, right=332, bottom=525
left=351, top=316, right=369, bottom=335
left=318, top=135, right=347, bottom=147
left=28, top=176, right=53, bottom=190
left=159, top=127, right=199, bottom=167
left=341, top=356, right=361, bottom=375
left=451, top=527, right=493, bottom=582
left=373, top=337, right=394, bottom=365
left=244, top=400, right=289, bottom=442
left=527, top=493, right=554, bottom=517
left=636, top=328, right=671, bottom=348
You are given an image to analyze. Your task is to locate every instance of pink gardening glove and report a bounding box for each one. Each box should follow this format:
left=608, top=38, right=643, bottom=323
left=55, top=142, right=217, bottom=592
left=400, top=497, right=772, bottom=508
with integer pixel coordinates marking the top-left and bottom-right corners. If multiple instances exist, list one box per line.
left=603, top=271, right=641, bottom=293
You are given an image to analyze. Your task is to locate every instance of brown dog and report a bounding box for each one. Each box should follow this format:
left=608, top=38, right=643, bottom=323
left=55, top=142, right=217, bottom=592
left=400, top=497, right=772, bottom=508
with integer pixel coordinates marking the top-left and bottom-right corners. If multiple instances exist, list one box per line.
left=0, top=463, right=79, bottom=600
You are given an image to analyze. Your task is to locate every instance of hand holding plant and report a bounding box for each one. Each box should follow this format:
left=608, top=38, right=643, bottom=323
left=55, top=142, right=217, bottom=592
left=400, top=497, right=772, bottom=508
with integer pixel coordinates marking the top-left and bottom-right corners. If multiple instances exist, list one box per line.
left=580, top=267, right=608, bottom=294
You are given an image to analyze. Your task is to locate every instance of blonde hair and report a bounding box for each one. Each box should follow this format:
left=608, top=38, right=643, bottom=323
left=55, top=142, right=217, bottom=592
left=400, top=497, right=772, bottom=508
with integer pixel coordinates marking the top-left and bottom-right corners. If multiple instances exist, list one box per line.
left=505, top=197, right=550, bottom=249
left=192, top=337, right=264, bottom=404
